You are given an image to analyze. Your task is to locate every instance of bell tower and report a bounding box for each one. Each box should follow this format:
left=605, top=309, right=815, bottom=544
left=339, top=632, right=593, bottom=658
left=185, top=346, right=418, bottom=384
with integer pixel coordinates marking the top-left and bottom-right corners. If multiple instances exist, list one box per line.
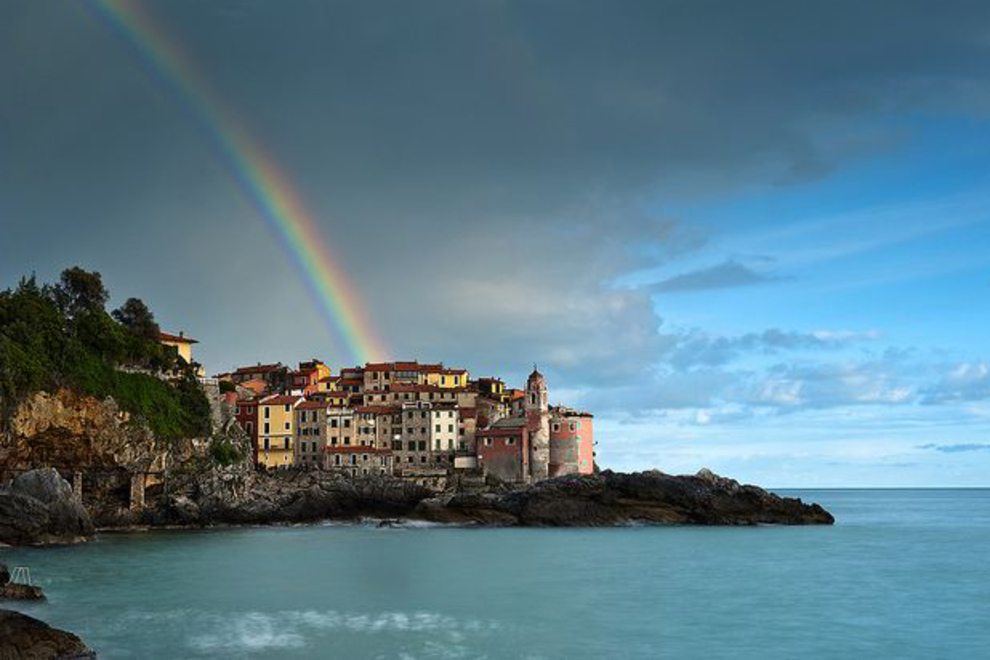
left=526, top=365, right=550, bottom=481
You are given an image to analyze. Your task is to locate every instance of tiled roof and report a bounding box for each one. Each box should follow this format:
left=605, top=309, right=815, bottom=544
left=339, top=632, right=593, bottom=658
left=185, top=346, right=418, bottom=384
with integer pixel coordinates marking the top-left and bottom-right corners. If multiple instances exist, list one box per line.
left=296, top=401, right=326, bottom=411
left=551, top=406, right=594, bottom=418
left=354, top=405, right=400, bottom=414
left=261, top=394, right=303, bottom=405
left=159, top=331, right=198, bottom=344
left=234, top=363, right=282, bottom=374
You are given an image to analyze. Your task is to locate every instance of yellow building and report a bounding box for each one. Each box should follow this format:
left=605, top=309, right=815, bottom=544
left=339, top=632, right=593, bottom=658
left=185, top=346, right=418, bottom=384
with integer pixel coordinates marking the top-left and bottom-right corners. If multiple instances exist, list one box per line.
left=430, top=368, right=469, bottom=388
left=257, top=394, right=303, bottom=468
left=159, top=331, right=197, bottom=365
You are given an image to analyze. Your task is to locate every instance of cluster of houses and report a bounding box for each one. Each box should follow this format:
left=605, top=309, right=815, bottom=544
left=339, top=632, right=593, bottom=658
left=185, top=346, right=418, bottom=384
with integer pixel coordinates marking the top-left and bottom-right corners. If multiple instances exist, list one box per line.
left=212, top=358, right=596, bottom=484
left=159, top=331, right=596, bottom=483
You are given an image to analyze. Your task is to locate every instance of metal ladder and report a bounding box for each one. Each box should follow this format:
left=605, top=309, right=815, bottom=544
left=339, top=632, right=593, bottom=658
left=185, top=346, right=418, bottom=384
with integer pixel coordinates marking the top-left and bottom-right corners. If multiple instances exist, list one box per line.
left=9, top=567, right=32, bottom=586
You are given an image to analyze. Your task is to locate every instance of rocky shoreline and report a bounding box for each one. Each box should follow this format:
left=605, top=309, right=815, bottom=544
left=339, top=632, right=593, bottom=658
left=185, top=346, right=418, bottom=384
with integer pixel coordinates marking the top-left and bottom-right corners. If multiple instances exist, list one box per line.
left=1, top=466, right=832, bottom=547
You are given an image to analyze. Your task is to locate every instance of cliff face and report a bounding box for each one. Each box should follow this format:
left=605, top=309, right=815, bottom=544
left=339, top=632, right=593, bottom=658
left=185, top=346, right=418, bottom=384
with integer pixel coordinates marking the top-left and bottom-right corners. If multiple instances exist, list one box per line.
left=1, top=389, right=164, bottom=474
left=1, top=388, right=217, bottom=527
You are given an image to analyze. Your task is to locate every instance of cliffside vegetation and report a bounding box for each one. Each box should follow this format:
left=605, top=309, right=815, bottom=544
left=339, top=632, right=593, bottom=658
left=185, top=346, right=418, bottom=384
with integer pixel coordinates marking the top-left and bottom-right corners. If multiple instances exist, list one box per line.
left=0, top=268, right=211, bottom=440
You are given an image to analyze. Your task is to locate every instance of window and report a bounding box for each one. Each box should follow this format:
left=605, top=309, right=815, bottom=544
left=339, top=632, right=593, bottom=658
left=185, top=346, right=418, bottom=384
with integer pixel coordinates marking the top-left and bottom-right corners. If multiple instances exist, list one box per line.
left=334, top=455, right=341, bottom=466
left=284, top=404, right=291, bottom=413
left=507, top=437, right=515, bottom=445
left=284, top=438, right=289, bottom=449
left=418, top=441, right=426, bottom=451
left=344, top=419, right=351, bottom=428
left=235, top=405, right=241, bottom=415
left=331, top=419, right=338, bottom=428
left=362, top=454, right=368, bottom=462
left=570, top=423, right=576, bottom=432
left=420, top=456, right=426, bottom=463
left=344, top=437, right=351, bottom=445
left=350, top=455, right=357, bottom=465
left=264, top=407, right=270, bottom=419
left=552, top=423, right=560, bottom=432
left=448, top=425, right=454, bottom=432
left=435, top=424, right=441, bottom=433
left=247, top=422, right=254, bottom=434
left=484, top=438, right=492, bottom=446
left=435, top=440, right=441, bottom=450
left=363, top=468, right=369, bottom=475
left=264, top=422, right=270, bottom=434
left=264, top=438, right=270, bottom=450
left=284, top=422, right=290, bottom=431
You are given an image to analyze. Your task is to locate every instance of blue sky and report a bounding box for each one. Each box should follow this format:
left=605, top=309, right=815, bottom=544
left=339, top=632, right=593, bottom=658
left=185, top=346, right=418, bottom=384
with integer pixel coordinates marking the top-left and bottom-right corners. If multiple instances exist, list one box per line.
left=2, top=0, right=989, bottom=485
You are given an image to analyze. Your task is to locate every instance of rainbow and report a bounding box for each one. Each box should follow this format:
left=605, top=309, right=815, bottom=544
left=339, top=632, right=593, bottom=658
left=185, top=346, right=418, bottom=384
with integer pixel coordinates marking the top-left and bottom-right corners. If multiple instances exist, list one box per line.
left=88, top=0, right=387, bottom=365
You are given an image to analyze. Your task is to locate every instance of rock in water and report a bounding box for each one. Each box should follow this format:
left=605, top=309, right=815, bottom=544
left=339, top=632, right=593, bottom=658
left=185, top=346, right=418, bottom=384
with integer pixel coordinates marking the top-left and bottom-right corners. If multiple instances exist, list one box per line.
left=414, top=469, right=835, bottom=526
left=0, top=610, right=94, bottom=659
left=0, top=469, right=95, bottom=546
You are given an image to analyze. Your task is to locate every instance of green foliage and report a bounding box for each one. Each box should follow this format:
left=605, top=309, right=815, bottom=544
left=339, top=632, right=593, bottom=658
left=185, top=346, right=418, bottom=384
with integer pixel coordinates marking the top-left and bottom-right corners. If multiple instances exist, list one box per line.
left=0, top=267, right=211, bottom=440
left=218, top=380, right=236, bottom=394
left=210, top=437, right=245, bottom=466
left=46, top=266, right=110, bottom=319
left=112, top=297, right=160, bottom=341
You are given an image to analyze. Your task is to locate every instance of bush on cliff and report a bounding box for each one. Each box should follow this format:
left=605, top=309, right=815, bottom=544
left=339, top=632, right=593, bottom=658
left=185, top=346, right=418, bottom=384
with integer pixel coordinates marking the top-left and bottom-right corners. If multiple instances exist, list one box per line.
left=0, top=269, right=211, bottom=440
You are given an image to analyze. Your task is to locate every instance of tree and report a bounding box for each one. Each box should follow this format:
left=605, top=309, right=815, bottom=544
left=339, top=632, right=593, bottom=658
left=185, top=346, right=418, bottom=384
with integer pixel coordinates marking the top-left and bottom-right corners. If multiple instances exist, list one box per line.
left=113, top=297, right=160, bottom=341
left=47, top=267, right=109, bottom=319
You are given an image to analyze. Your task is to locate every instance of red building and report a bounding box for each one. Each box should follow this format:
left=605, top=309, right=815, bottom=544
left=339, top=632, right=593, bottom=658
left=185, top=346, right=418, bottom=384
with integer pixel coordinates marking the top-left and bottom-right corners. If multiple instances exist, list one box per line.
left=476, top=422, right=531, bottom=482
left=234, top=398, right=260, bottom=463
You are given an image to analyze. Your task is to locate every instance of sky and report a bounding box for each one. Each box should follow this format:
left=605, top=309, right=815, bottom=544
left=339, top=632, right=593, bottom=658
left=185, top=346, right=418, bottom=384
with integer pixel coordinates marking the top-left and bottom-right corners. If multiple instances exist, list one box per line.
left=2, top=0, right=989, bottom=486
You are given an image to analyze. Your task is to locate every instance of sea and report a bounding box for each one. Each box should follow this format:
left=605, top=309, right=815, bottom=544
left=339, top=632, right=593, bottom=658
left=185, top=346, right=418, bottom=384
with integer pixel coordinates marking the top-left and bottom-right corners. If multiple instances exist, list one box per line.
left=2, top=489, right=988, bottom=659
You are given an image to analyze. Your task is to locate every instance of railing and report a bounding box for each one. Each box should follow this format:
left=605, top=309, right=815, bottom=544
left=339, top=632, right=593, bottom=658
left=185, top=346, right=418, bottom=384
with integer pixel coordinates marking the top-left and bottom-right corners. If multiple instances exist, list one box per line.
left=10, top=567, right=32, bottom=586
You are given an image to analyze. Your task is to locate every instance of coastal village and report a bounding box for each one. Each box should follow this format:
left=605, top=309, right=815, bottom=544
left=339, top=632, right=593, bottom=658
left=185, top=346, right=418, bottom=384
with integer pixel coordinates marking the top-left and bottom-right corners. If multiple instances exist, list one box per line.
left=162, top=332, right=596, bottom=484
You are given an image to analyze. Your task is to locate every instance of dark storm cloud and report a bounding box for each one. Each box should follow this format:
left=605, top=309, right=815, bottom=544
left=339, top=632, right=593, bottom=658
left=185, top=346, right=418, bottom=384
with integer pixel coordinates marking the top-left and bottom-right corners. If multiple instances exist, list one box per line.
left=651, top=260, right=785, bottom=293
left=2, top=0, right=989, bottom=379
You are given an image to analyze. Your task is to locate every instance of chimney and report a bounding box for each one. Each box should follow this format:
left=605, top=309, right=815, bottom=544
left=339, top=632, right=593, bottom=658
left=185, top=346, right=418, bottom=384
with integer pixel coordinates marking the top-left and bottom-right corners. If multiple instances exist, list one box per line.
left=179, top=331, right=184, bottom=338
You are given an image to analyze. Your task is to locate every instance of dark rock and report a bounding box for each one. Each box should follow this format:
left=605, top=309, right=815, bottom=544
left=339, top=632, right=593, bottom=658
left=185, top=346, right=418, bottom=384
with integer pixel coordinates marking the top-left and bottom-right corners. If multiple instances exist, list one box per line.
left=0, top=583, right=46, bottom=601
left=0, top=609, right=94, bottom=659
left=0, top=469, right=95, bottom=546
left=0, top=563, right=9, bottom=585
left=414, top=469, right=834, bottom=527
left=102, top=463, right=832, bottom=529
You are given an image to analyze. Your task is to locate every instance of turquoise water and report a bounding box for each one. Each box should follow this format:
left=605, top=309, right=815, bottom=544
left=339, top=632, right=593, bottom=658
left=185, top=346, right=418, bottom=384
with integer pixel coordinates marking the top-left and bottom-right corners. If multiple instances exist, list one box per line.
left=2, top=490, right=989, bottom=658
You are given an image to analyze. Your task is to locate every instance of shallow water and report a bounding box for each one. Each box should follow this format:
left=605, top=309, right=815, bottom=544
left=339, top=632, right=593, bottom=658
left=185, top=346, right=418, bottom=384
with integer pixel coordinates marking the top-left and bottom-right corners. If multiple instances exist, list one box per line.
left=2, top=490, right=988, bottom=658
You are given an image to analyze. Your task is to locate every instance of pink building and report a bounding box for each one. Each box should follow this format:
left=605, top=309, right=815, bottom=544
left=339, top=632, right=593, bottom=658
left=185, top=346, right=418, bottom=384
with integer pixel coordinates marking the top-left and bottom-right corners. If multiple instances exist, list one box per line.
left=550, top=408, right=595, bottom=476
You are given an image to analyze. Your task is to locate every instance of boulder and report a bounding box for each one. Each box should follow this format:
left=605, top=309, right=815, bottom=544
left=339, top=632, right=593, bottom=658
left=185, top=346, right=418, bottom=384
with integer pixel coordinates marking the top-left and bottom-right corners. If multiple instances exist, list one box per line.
left=0, top=609, right=94, bottom=659
left=0, top=469, right=95, bottom=546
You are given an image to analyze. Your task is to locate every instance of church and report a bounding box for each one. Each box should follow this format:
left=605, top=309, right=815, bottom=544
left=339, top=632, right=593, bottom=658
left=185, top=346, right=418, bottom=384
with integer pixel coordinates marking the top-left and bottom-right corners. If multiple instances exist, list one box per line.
left=475, top=368, right=595, bottom=483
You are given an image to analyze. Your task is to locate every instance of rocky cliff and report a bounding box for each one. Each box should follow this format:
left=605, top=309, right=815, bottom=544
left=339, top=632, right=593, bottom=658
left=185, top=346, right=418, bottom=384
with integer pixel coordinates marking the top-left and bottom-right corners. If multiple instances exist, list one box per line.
left=1, top=389, right=833, bottom=536
left=1, top=389, right=165, bottom=475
